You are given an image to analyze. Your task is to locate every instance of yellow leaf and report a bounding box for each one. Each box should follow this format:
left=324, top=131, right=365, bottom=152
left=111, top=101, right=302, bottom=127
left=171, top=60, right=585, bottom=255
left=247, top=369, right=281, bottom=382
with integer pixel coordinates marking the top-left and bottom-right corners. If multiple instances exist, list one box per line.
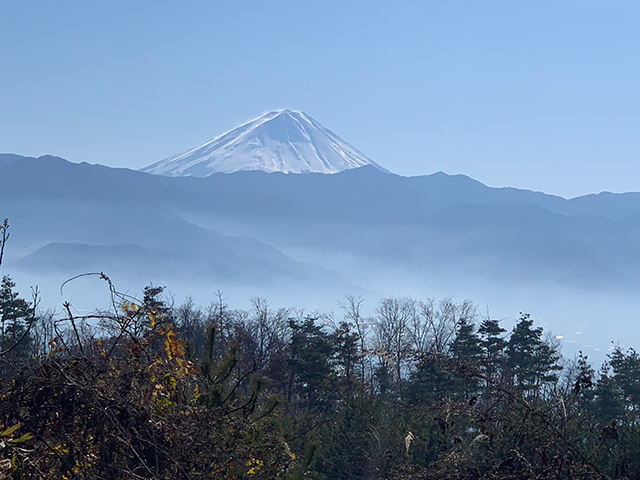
left=8, top=433, right=33, bottom=444
left=1, top=424, right=20, bottom=438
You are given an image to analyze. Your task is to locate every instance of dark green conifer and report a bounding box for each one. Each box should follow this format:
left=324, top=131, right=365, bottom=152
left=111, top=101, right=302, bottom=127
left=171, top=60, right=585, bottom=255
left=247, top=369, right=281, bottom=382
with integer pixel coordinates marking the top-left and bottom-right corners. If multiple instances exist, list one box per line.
left=505, top=313, right=561, bottom=393
left=0, top=275, right=34, bottom=375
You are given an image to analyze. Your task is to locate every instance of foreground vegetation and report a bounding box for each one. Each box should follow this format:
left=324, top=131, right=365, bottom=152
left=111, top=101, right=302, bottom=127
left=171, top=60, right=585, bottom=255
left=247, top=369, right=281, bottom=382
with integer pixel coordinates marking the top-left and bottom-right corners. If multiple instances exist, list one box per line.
left=2, top=220, right=640, bottom=479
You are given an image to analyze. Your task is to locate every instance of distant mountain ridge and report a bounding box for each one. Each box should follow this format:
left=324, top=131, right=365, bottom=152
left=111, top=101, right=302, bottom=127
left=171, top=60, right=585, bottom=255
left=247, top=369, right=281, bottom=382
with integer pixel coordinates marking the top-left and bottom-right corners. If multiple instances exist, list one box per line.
left=4, top=154, right=640, bottom=221
left=141, top=110, right=389, bottom=176
left=4, top=152, right=640, bottom=359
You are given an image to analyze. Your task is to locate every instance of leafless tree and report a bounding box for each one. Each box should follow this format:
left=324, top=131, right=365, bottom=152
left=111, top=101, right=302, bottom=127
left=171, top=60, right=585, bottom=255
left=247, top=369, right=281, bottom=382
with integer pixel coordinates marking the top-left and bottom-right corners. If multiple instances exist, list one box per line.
left=30, top=307, right=56, bottom=359
left=244, top=297, right=290, bottom=370
left=0, top=219, right=8, bottom=273
left=373, top=297, right=416, bottom=382
left=339, top=294, right=376, bottom=387
left=407, top=298, right=476, bottom=356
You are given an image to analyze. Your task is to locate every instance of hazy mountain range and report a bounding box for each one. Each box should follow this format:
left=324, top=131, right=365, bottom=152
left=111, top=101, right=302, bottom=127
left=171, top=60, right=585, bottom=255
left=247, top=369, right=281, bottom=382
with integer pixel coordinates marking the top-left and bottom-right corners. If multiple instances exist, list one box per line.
left=2, top=110, right=640, bottom=358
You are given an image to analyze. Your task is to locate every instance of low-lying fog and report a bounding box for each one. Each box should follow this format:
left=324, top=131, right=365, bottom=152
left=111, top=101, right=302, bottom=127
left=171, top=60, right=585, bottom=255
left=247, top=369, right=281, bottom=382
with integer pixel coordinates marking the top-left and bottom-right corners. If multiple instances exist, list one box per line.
left=7, top=248, right=639, bottom=366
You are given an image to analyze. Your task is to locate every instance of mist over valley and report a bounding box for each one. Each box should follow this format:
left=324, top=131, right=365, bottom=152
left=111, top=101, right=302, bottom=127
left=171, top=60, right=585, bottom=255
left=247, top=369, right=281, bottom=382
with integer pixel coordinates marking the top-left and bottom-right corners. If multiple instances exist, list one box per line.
left=3, top=111, right=640, bottom=362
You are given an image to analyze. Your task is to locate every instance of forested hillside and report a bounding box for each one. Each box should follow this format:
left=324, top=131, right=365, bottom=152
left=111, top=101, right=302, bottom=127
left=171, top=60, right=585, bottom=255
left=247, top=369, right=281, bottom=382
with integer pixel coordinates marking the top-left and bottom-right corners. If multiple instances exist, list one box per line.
left=1, top=219, right=640, bottom=479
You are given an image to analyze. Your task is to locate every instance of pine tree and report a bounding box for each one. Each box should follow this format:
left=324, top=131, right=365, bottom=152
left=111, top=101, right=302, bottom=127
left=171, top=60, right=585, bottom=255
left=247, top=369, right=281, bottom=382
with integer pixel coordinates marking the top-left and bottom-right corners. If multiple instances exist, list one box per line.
left=478, top=318, right=507, bottom=389
left=406, top=352, right=453, bottom=405
left=449, top=317, right=483, bottom=398
left=572, top=351, right=596, bottom=402
left=505, top=314, right=561, bottom=393
left=332, top=321, right=361, bottom=398
left=288, top=316, right=336, bottom=410
left=451, top=318, right=483, bottom=361
left=607, top=346, right=640, bottom=408
left=0, top=275, right=34, bottom=376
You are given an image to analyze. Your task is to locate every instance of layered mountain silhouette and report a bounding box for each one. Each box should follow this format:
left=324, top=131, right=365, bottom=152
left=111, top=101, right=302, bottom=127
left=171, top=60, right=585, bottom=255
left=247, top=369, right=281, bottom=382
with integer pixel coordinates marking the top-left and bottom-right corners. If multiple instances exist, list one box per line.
left=141, top=110, right=388, bottom=176
left=3, top=109, right=640, bottom=356
left=3, top=153, right=640, bottom=293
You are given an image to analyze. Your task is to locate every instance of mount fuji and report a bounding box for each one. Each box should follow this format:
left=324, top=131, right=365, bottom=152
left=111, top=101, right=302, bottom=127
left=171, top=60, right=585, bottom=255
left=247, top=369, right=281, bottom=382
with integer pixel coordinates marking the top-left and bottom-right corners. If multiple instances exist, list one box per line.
left=141, top=110, right=389, bottom=176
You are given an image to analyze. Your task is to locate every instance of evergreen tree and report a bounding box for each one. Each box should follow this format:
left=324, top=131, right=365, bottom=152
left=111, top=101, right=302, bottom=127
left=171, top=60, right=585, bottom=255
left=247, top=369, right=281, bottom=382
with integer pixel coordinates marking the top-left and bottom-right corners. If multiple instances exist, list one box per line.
left=449, top=317, right=483, bottom=398
left=332, top=321, right=361, bottom=398
left=505, top=314, right=561, bottom=393
left=0, top=275, right=34, bottom=376
left=478, top=318, right=507, bottom=389
left=607, top=346, right=640, bottom=410
left=450, top=317, right=483, bottom=361
left=572, top=351, right=595, bottom=399
left=406, top=352, right=453, bottom=405
left=288, top=316, right=336, bottom=410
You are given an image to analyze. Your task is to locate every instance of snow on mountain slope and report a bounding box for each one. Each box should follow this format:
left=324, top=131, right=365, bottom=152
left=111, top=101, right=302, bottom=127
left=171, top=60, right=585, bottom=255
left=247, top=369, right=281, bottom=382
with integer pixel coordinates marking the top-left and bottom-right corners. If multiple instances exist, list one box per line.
left=141, top=110, right=389, bottom=176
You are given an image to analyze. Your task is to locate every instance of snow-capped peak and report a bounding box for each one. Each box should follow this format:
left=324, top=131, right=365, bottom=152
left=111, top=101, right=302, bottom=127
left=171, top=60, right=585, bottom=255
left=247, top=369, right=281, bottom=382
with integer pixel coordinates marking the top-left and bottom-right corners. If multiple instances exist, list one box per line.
left=141, top=110, right=389, bottom=177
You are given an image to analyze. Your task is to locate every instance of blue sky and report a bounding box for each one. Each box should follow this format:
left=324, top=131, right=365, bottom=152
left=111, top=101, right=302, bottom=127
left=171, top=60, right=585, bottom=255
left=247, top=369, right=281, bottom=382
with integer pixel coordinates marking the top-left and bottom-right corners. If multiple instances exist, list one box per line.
left=1, top=0, right=639, bottom=197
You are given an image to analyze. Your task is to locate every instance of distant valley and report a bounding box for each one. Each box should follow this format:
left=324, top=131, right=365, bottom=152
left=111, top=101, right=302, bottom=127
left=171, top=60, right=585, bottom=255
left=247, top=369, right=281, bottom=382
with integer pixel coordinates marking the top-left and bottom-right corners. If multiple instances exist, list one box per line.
left=2, top=111, right=640, bottom=360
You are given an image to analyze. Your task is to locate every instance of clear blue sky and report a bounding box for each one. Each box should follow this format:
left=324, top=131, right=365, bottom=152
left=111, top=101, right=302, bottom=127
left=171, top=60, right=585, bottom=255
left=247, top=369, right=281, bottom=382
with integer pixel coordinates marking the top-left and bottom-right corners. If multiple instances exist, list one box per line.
left=2, top=0, right=639, bottom=198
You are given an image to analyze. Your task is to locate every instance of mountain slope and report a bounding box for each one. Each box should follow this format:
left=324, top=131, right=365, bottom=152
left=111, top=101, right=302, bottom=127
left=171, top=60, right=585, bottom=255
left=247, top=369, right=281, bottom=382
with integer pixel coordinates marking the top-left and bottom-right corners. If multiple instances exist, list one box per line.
left=4, top=154, right=640, bottom=292
left=141, top=110, right=389, bottom=176
left=5, top=153, right=640, bottom=359
left=5, top=154, right=640, bottom=222
left=0, top=156, right=346, bottom=292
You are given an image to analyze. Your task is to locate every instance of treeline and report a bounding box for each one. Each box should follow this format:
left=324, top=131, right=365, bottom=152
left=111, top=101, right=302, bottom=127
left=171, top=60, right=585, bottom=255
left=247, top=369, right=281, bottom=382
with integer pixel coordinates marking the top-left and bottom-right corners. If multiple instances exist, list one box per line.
left=2, top=228, right=640, bottom=478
